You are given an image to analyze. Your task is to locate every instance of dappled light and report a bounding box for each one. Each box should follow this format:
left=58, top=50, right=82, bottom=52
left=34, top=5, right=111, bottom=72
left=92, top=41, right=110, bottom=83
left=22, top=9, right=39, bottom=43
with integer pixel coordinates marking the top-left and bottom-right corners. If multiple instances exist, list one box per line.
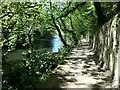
left=41, top=39, right=112, bottom=88
left=1, top=1, right=119, bottom=89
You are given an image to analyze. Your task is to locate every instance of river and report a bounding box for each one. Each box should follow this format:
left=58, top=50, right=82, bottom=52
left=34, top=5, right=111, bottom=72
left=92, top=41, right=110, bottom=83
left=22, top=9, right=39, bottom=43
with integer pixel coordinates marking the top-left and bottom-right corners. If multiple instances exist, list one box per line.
left=4, top=35, right=61, bottom=62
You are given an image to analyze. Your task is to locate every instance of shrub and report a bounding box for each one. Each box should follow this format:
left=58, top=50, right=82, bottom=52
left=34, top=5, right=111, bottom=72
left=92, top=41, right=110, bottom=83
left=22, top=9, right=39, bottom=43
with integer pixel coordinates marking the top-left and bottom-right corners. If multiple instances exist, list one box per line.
left=2, top=47, right=71, bottom=89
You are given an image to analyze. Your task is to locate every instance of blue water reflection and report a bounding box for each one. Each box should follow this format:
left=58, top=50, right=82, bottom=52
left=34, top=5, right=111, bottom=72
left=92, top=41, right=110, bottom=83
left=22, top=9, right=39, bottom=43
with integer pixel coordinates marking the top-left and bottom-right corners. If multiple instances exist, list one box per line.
left=52, top=35, right=61, bottom=52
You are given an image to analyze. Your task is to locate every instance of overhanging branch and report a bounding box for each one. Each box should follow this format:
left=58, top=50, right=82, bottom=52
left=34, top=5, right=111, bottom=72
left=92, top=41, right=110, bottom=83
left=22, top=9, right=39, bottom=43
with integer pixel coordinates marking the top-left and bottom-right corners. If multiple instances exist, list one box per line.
left=56, top=2, right=86, bottom=19
left=107, top=2, right=120, bottom=20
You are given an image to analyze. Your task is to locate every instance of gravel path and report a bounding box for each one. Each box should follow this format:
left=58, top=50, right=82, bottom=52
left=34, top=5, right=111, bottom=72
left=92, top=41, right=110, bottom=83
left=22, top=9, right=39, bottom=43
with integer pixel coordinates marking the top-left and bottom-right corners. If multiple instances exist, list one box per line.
left=41, top=40, right=112, bottom=89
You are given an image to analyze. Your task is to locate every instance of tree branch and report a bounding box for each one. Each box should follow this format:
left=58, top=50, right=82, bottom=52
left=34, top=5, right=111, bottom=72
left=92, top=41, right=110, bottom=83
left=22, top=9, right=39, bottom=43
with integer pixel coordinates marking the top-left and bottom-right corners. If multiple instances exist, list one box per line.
left=57, top=2, right=86, bottom=19
left=50, top=2, right=69, bottom=47
left=0, top=12, right=14, bottom=19
left=107, top=2, right=120, bottom=20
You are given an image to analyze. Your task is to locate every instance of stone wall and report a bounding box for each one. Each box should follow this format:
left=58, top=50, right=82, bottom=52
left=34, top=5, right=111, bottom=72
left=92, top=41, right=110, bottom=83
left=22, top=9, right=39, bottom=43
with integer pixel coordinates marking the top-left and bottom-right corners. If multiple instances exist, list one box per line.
left=90, top=14, right=120, bottom=88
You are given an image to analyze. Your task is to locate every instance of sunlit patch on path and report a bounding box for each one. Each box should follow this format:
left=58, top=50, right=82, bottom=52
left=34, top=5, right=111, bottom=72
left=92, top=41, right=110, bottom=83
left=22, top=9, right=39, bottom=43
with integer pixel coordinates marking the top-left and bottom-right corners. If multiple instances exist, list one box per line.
left=41, top=39, right=111, bottom=89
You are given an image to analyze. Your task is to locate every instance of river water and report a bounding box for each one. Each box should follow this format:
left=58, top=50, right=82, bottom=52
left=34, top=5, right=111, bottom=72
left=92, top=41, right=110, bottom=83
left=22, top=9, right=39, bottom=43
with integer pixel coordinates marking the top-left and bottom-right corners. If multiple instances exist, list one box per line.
left=5, top=35, right=61, bottom=62
left=34, top=35, right=61, bottom=53
left=51, top=35, right=61, bottom=52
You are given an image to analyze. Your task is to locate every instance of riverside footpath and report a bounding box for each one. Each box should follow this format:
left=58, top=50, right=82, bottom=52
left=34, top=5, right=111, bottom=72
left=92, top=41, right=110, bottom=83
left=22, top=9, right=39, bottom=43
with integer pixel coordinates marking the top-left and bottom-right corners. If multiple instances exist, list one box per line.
left=41, top=39, right=113, bottom=89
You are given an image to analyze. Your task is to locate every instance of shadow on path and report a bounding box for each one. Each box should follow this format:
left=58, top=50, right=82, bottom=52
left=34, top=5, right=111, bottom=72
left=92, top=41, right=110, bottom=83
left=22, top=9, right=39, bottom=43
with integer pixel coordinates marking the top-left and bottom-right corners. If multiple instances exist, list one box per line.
left=41, top=40, right=111, bottom=89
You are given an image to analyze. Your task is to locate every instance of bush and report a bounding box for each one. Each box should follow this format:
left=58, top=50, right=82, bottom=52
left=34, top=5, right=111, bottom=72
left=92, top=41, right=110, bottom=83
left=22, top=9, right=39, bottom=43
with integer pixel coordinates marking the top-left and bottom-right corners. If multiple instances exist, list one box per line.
left=2, top=47, right=71, bottom=89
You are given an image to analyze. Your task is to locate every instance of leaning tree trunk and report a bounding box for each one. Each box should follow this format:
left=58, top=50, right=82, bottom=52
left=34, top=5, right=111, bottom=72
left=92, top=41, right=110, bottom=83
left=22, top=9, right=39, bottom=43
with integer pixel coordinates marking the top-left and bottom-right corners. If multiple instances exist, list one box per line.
left=59, top=17, right=78, bottom=46
left=69, top=16, right=78, bottom=45
left=53, top=19, right=69, bottom=47
left=93, top=2, right=107, bottom=26
left=50, top=2, right=69, bottom=47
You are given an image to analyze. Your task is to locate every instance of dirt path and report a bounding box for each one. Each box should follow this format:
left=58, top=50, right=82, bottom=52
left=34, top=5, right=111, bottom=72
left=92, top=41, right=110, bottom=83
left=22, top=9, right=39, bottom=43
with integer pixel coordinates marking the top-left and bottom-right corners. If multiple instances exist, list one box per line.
left=41, top=39, right=112, bottom=89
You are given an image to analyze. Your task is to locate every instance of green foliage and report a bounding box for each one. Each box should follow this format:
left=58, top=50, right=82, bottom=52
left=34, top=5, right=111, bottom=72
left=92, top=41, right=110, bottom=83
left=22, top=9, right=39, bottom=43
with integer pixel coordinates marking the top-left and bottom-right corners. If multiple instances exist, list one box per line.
left=1, top=2, right=119, bottom=50
left=1, top=2, right=56, bottom=50
left=1, top=1, right=119, bottom=89
left=2, top=47, right=71, bottom=89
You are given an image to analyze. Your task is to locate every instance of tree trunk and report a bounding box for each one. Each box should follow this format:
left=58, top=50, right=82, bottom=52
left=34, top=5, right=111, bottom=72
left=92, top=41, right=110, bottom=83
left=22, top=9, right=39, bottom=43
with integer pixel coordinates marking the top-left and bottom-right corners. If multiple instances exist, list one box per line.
left=50, top=2, right=69, bottom=47
left=59, top=17, right=78, bottom=46
left=53, top=18, right=69, bottom=47
left=27, top=33, right=33, bottom=52
left=93, top=2, right=107, bottom=25
left=69, top=16, right=78, bottom=45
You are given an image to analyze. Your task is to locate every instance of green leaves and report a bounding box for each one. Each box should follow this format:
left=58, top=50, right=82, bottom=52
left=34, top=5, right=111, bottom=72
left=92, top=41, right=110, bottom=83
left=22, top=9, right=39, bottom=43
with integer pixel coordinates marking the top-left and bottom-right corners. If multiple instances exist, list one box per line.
left=1, top=2, right=53, bottom=51
left=2, top=46, right=71, bottom=89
